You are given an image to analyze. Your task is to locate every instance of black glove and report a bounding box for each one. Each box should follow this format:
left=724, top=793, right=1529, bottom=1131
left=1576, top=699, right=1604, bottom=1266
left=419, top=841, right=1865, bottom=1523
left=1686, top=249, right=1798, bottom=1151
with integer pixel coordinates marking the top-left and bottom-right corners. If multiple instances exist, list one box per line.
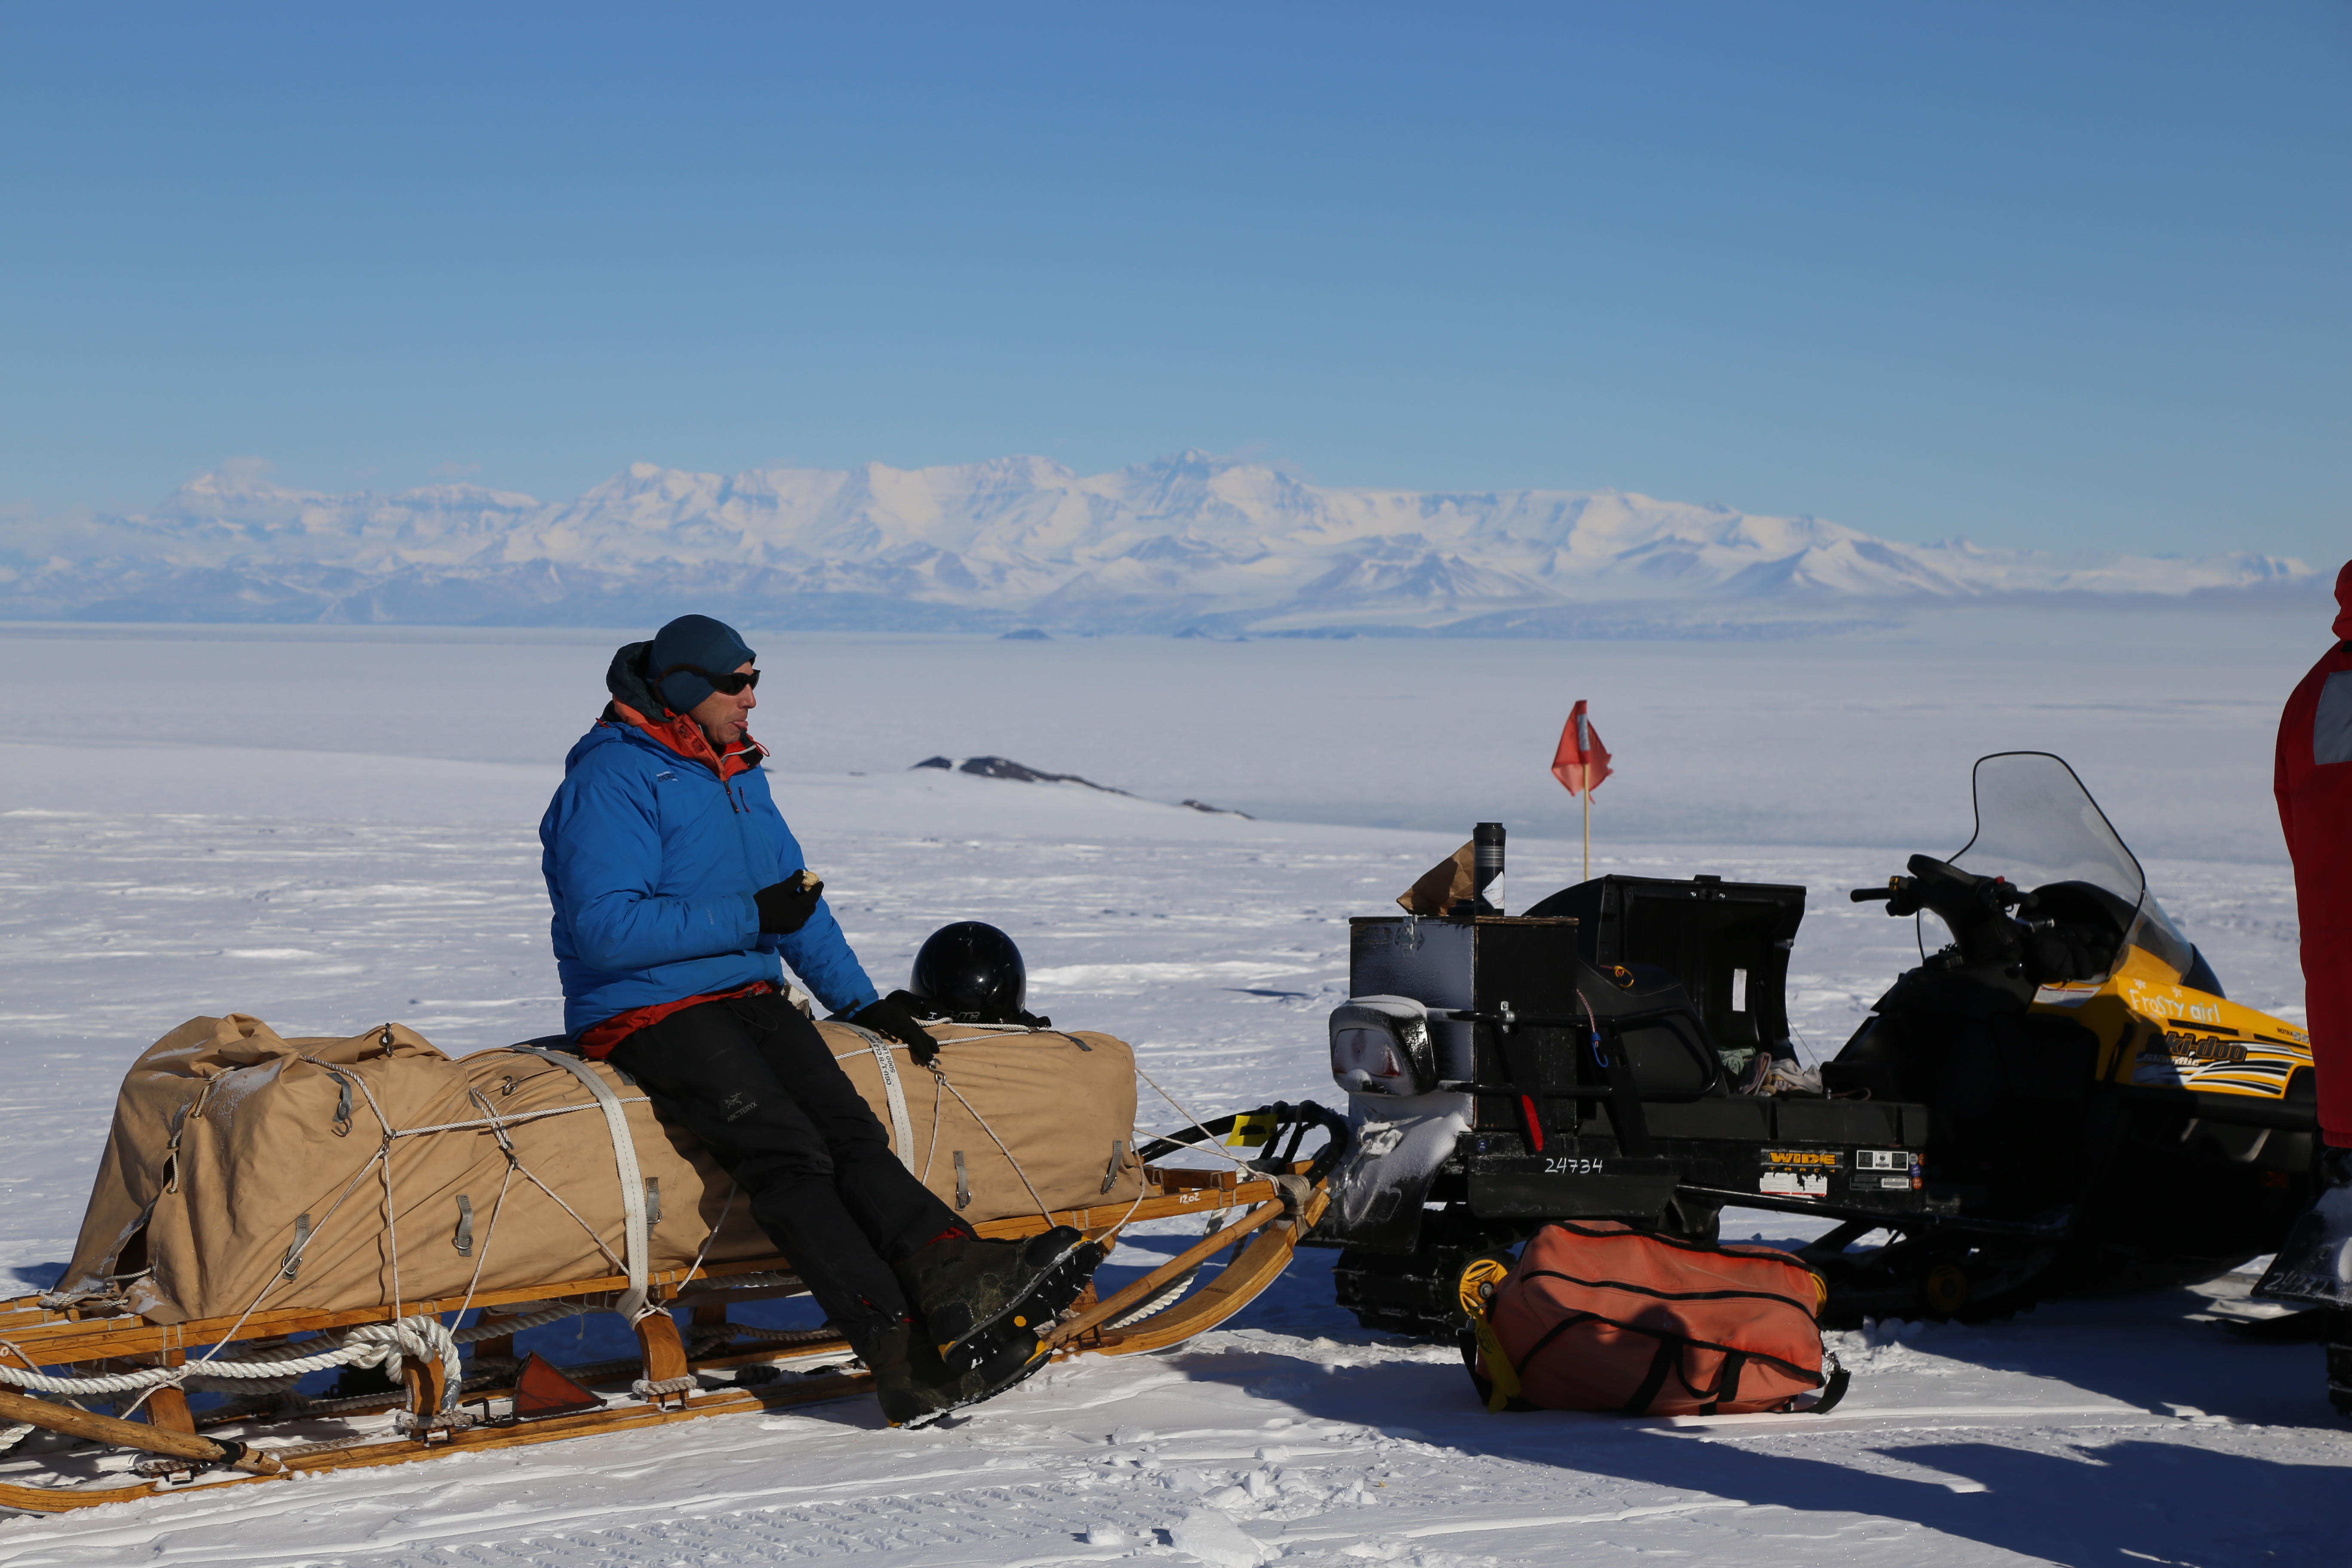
left=754, top=870, right=824, bottom=935
left=849, top=997, right=942, bottom=1066
left=883, top=987, right=1051, bottom=1031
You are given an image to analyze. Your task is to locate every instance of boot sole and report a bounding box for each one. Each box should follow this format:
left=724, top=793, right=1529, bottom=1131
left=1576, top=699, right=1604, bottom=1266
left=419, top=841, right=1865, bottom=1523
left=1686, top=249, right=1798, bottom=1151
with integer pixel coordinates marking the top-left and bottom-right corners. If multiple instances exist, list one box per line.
left=891, top=1339, right=1054, bottom=1430
left=937, top=1240, right=1104, bottom=1375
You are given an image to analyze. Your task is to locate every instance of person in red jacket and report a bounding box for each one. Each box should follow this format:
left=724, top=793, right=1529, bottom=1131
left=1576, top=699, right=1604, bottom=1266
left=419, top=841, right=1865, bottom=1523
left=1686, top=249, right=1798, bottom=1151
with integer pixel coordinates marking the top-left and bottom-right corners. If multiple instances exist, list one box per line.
left=2254, top=563, right=2352, bottom=1350
left=2278, top=561, right=2352, bottom=1148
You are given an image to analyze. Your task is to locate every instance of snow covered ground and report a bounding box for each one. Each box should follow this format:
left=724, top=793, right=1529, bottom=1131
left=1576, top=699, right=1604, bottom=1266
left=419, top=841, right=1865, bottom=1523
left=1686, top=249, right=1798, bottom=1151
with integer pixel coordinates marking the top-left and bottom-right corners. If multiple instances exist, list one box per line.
left=0, top=615, right=2341, bottom=1565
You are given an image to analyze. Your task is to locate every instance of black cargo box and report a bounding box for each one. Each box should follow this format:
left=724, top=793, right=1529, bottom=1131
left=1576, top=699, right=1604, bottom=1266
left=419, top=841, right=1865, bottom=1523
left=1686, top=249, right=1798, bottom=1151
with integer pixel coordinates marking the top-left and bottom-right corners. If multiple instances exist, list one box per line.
left=1524, top=874, right=1806, bottom=1057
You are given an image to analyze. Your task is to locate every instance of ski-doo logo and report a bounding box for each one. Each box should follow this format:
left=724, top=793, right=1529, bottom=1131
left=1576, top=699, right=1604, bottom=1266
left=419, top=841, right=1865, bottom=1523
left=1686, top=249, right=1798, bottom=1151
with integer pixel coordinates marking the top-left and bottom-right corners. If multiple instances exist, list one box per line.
left=2156, top=1031, right=2249, bottom=1064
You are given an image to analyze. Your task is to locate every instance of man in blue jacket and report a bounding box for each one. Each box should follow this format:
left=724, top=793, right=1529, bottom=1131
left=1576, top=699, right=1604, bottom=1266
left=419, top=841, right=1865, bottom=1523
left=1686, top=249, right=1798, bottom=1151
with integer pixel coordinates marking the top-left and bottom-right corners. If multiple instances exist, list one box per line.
left=540, top=614, right=1095, bottom=1425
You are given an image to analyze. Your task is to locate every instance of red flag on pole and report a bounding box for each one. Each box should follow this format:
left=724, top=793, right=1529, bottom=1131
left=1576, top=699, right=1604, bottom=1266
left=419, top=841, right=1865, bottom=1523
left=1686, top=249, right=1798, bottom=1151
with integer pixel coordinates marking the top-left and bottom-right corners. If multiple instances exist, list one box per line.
left=1551, top=701, right=1613, bottom=796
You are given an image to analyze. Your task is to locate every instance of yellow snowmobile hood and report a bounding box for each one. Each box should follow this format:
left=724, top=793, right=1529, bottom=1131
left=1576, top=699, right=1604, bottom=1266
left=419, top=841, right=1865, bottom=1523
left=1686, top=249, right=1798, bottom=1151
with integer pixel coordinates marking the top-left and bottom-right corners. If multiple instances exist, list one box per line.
left=2031, top=943, right=2312, bottom=1100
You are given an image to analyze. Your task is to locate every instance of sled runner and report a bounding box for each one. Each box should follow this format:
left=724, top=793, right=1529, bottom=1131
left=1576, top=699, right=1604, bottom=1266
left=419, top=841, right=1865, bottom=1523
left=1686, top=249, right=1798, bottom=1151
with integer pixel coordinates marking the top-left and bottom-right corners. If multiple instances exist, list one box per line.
left=0, top=1017, right=1346, bottom=1515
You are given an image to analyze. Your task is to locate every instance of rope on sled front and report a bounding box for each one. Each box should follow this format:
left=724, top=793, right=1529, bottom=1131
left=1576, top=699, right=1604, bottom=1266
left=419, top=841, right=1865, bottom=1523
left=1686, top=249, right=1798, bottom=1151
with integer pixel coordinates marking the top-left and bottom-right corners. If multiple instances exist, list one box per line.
left=0, top=1302, right=591, bottom=1405
left=0, top=1314, right=466, bottom=1398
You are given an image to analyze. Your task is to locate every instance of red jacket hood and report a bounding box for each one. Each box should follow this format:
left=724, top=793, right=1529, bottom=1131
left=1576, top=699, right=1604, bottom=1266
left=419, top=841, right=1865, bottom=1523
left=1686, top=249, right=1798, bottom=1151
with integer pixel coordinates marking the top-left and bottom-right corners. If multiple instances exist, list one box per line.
left=2336, top=559, right=2352, bottom=642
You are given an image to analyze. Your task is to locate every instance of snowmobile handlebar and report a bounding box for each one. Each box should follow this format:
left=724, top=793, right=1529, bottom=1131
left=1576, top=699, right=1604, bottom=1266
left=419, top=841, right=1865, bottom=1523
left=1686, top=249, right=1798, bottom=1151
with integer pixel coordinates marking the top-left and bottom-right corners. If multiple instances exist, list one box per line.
left=1851, top=861, right=2033, bottom=913
left=1851, top=855, right=2124, bottom=988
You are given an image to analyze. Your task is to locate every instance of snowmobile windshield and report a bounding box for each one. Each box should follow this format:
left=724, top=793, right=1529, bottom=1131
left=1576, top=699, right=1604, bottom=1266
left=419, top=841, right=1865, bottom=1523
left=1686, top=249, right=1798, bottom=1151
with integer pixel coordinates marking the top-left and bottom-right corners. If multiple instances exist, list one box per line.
left=1947, top=751, right=2197, bottom=981
left=1952, top=752, right=2145, bottom=906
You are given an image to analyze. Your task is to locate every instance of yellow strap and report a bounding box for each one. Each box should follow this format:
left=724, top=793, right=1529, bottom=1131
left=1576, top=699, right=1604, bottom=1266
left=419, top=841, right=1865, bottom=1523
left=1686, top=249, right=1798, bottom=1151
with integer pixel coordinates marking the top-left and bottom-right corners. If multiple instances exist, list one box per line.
left=1470, top=1305, right=1521, bottom=1413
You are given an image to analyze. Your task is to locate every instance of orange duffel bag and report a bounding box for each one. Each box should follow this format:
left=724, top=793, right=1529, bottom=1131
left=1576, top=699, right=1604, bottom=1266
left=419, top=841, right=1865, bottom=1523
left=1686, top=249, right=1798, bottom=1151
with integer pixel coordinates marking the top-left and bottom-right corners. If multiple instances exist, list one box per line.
left=1465, top=1220, right=1848, bottom=1416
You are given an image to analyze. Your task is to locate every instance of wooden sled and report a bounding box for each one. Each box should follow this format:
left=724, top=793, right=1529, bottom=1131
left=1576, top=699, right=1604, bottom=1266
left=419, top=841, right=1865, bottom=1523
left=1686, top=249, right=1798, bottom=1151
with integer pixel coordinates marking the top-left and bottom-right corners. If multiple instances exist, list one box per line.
left=0, top=1103, right=1347, bottom=1515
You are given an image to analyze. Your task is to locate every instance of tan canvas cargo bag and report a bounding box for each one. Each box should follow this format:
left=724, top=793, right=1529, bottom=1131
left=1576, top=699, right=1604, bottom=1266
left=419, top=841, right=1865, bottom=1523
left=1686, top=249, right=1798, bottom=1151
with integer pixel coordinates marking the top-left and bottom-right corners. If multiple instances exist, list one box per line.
left=58, top=1014, right=1144, bottom=1325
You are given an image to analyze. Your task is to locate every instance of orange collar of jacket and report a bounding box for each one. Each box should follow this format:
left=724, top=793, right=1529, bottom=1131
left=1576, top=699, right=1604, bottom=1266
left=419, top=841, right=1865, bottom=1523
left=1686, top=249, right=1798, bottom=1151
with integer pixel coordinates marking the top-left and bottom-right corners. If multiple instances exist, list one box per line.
left=609, top=700, right=765, bottom=781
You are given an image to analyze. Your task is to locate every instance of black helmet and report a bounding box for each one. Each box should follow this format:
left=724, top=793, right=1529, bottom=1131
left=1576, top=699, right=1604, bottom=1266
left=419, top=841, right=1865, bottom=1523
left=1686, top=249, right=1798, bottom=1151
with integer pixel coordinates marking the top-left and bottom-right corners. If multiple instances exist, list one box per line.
left=906, top=922, right=1031, bottom=1023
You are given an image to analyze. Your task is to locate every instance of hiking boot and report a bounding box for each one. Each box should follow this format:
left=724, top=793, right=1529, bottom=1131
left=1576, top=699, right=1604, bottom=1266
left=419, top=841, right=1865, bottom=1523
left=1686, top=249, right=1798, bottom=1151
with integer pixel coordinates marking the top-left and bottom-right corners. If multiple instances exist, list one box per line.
left=896, top=1225, right=1103, bottom=1374
left=848, top=1315, right=1054, bottom=1429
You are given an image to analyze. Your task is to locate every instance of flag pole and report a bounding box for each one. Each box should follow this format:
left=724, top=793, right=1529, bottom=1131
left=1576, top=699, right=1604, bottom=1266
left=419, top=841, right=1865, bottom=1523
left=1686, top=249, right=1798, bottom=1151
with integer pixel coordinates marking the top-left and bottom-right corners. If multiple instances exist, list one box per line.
left=1582, top=781, right=1591, bottom=883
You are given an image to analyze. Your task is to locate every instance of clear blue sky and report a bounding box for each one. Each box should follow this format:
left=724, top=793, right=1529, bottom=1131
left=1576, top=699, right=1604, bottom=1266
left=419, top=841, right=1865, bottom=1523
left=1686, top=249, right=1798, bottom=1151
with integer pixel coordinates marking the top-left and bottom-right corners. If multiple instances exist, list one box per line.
left=3, top=2, right=2346, bottom=558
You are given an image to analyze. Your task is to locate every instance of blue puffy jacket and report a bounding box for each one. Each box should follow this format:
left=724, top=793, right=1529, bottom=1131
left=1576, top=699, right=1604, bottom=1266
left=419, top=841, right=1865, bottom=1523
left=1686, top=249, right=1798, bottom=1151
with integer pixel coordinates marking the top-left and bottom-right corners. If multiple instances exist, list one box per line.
left=540, top=717, right=880, bottom=1037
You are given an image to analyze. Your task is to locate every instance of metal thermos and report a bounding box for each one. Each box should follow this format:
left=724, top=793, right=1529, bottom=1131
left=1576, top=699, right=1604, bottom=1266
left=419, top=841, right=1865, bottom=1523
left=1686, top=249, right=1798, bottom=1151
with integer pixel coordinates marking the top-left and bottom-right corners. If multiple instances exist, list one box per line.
left=1473, top=821, right=1506, bottom=914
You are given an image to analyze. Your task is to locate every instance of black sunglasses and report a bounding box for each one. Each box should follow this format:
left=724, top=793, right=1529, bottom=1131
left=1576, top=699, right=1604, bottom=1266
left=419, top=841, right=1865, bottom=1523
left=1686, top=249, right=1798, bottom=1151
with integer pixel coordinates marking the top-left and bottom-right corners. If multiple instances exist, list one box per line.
left=659, top=663, right=760, bottom=695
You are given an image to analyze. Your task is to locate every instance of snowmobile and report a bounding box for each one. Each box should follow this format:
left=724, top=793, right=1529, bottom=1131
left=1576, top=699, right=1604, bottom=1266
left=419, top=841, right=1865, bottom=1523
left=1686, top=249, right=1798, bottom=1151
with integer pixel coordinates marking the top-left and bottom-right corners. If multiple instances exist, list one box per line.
left=1317, top=751, right=2316, bottom=1334
left=1810, top=750, right=2318, bottom=1320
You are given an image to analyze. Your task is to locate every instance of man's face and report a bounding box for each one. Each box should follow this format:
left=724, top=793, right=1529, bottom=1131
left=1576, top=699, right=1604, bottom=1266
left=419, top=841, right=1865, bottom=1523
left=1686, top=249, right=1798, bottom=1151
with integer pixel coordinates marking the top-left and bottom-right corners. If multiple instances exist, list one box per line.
left=687, top=662, right=758, bottom=749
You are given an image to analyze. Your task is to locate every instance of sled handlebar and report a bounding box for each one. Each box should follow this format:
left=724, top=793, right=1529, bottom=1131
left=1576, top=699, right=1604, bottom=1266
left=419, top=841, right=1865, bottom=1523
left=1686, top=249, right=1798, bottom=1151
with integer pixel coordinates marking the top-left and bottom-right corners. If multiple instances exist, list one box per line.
left=1134, top=1100, right=1352, bottom=1186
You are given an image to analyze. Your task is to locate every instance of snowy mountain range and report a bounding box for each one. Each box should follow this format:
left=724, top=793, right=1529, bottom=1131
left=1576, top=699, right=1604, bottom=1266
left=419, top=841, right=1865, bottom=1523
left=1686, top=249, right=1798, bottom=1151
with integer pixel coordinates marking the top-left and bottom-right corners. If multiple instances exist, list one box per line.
left=0, top=452, right=2317, bottom=634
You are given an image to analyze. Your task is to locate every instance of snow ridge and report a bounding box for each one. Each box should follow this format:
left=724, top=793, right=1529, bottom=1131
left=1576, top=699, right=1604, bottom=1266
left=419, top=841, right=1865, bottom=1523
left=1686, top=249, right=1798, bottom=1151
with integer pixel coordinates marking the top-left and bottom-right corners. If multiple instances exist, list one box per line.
left=0, top=451, right=2314, bottom=631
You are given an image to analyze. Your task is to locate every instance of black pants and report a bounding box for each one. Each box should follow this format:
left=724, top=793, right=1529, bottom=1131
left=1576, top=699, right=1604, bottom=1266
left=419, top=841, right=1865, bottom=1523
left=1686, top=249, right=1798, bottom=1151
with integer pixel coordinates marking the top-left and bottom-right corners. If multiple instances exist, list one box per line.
left=606, top=992, right=963, bottom=1335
